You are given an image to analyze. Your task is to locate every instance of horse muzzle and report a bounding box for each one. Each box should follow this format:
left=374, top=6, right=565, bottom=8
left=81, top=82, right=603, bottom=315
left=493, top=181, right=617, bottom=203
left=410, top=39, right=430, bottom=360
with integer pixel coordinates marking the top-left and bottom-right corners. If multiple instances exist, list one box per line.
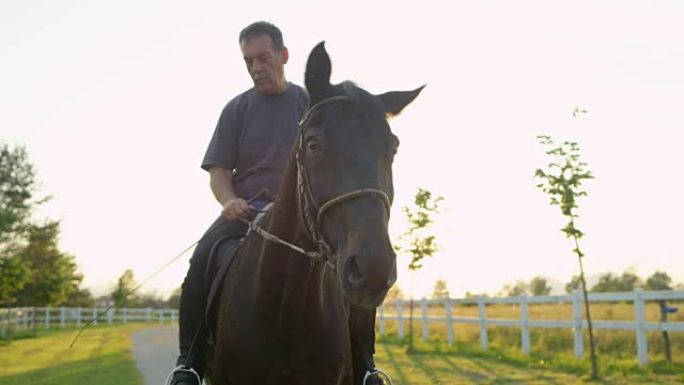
left=338, top=236, right=397, bottom=308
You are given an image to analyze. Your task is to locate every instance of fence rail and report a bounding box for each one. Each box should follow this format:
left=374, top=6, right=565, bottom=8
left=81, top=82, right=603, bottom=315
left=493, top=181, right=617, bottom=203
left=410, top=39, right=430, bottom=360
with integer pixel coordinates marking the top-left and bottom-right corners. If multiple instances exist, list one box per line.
left=3, top=289, right=682, bottom=366
left=0, top=306, right=178, bottom=338
left=377, top=288, right=684, bottom=366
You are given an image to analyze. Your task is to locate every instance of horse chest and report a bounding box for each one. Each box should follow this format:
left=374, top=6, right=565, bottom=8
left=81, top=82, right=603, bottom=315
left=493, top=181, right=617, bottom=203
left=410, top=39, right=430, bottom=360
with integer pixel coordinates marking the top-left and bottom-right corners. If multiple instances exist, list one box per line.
left=219, top=316, right=352, bottom=384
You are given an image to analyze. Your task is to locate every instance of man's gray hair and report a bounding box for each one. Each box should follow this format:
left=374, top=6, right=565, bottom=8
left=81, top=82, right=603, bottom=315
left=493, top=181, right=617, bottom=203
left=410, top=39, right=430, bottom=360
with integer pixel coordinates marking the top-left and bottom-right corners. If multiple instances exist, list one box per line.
left=239, top=21, right=284, bottom=51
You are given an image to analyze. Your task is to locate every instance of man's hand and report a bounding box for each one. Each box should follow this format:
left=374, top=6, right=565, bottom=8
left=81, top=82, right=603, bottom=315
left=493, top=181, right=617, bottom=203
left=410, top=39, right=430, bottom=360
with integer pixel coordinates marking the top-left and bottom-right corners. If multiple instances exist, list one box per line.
left=221, top=198, right=251, bottom=221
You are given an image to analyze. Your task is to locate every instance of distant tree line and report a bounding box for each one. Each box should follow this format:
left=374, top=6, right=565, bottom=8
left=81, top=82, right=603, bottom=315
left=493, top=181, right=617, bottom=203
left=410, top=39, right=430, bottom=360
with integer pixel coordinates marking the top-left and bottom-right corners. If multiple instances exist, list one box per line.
left=383, top=270, right=682, bottom=303
left=499, top=270, right=680, bottom=297
left=0, top=143, right=179, bottom=309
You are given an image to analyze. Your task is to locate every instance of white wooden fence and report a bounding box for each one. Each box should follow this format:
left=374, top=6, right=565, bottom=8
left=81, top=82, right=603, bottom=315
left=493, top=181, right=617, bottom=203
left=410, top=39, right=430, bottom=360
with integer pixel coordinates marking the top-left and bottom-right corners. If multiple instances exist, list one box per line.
left=3, top=289, right=682, bottom=366
left=377, top=289, right=684, bottom=366
left=0, top=306, right=178, bottom=337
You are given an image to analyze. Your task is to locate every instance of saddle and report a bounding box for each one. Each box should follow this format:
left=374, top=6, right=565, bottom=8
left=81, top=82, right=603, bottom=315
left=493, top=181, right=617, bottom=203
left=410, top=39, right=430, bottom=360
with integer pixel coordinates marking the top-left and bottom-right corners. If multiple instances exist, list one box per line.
left=204, top=204, right=272, bottom=334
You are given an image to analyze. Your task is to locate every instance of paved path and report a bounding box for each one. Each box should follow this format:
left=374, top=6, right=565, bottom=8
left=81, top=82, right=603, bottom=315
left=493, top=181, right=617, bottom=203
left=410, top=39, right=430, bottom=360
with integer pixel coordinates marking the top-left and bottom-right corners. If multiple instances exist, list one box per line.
left=131, top=325, right=178, bottom=385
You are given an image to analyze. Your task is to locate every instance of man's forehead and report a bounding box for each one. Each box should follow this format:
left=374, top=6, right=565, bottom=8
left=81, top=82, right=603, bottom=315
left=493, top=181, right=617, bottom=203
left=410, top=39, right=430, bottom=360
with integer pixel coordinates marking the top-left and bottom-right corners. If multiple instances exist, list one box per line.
left=240, top=34, right=276, bottom=55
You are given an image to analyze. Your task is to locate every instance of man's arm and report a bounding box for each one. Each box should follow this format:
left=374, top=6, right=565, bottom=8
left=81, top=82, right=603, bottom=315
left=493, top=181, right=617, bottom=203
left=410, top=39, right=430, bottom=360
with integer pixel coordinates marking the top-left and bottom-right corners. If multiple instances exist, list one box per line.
left=208, top=167, right=250, bottom=221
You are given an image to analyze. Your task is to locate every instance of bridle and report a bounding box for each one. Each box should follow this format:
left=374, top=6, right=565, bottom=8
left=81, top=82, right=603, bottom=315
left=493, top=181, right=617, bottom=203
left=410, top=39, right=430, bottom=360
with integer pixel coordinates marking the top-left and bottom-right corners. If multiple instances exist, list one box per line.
left=295, top=95, right=391, bottom=268
left=243, top=95, right=391, bottom=269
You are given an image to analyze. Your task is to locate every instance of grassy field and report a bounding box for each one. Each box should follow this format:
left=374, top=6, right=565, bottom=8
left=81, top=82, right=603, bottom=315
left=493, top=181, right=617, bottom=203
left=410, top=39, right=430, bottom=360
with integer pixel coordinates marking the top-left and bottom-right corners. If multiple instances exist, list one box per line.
left=0, top=325, right=144, bottom=385
left=0, top=318, right=682, bottom=385
left=375, top=337, right=684, bottom=384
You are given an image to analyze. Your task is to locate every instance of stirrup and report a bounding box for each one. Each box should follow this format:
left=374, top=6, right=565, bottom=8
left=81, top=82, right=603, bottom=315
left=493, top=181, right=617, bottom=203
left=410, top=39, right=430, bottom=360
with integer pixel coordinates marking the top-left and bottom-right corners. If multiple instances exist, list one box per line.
left=165, top=365, right=201, bottom=385
left=363, top=368, right=393, bottom=385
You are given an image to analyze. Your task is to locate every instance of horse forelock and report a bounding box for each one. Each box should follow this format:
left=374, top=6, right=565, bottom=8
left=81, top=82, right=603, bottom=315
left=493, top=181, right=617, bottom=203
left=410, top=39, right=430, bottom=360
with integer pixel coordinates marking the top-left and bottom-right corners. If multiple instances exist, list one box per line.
left=337, top=81, right=385, bottom=121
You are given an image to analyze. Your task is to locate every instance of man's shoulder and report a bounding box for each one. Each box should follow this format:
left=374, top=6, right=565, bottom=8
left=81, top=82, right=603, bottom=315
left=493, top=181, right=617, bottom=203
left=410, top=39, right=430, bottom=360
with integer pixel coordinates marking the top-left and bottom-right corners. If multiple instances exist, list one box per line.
left=289, top=83, right=308, bottom=97
left=288, top=83, right=310, bottom=106
left=220, top=88, right=252, bottom=116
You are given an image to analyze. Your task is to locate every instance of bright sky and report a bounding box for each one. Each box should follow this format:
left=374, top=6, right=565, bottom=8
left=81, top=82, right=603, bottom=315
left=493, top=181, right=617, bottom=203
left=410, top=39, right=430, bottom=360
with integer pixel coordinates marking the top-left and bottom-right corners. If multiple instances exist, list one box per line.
left=2, top=1, right=683, bottom=299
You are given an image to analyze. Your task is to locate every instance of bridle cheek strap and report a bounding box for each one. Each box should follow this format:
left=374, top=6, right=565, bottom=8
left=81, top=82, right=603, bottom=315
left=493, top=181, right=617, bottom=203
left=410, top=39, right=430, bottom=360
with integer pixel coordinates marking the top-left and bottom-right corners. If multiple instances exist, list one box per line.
left=294, top=95, right=393, bottom=268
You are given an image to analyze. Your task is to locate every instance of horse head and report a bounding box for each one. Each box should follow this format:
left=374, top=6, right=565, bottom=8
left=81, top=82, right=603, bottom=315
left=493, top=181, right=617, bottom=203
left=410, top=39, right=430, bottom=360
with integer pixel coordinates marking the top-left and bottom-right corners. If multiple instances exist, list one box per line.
left=298, top=42, right=423, bottom=308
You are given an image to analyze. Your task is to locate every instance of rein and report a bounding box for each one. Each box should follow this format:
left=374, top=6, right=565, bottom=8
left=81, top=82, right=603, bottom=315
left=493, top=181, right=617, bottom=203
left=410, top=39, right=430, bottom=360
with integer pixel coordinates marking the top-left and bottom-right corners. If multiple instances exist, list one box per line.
left=244, top=95, right=391, bottom=269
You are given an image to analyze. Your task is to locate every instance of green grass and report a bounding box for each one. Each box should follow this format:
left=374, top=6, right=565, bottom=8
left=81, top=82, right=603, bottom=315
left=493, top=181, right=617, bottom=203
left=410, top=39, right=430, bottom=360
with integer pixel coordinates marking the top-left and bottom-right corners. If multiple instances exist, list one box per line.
left=1, top=321, right=682, bottom=385
left=375, top=337, right=684, bottom=384
left=0, top=324, right=145, bottom=385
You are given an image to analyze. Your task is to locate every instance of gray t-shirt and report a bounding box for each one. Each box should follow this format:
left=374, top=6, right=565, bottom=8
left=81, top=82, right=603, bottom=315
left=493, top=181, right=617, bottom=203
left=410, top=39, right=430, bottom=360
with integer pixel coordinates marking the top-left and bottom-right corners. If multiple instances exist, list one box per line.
left=202, top=83, right=309, bottom=200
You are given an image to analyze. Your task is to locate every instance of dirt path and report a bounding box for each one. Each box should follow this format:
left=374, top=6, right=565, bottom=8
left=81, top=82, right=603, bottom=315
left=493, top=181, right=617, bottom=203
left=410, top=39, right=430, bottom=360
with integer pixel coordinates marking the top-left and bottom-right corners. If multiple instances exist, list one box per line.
left=131, top=325, right=178, bottom=385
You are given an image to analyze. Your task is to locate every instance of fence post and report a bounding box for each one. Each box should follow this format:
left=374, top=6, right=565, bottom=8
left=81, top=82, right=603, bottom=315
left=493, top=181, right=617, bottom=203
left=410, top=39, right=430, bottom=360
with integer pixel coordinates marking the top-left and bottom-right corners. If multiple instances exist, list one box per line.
left=421, top=298, right=429, bottom=341
left=108, top=308, right=114, bottom=325
left=45, top=307, right=50, bottom=330
left=159, top=309, right=164, bottom=324
left=445, top=297, right=454, bottom=346
left=397, top=300, right=404, bottom=339
left=123, top=308, right=128, bottom=324
left=520, top=294, right=530, bottom=355
left=634, top=288, right=648, bottom=366
left=378, top=305, right=385, bottom=336
left=478, top=296, right=488, bottom=350
left=15, top=308, right=20, bottom=334
left=22, top=307, right=29, bottom=330
left=572, top=290, right=583, bottom=358
left=1, top=309, right=6, bottom=338
left=146, top=307, right=152, bottom=323
left=60, top=307, right=66, bottom=328
left=76, top=307, right=82, bottom=327
left=92, top=307, right=98, bottom=325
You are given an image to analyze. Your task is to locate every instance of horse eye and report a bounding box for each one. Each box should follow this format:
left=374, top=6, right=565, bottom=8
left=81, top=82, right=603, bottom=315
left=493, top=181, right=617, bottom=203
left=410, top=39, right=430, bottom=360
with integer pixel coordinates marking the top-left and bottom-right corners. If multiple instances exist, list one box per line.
left=306, top=137, right=321, bottom=153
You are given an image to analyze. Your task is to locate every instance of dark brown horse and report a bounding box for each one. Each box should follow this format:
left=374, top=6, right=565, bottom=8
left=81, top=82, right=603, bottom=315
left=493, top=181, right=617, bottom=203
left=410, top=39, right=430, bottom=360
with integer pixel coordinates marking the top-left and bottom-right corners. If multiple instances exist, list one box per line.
left=209, top=42, right=423, bottom=385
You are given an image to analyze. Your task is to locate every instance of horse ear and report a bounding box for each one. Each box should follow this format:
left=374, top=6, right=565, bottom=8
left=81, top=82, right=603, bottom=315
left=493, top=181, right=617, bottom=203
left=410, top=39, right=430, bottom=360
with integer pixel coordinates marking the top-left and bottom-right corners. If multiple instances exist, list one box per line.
left=305, top=41, right=332, bottom=104
left=376, top=85, right=426, bottom=118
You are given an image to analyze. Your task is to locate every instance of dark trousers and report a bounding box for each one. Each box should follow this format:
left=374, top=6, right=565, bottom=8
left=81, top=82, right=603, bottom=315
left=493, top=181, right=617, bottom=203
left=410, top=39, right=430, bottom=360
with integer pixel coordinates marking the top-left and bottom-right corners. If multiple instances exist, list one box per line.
left=177, top=216, right=247, bottom=377
left=176, top=215, right=378, bottom=383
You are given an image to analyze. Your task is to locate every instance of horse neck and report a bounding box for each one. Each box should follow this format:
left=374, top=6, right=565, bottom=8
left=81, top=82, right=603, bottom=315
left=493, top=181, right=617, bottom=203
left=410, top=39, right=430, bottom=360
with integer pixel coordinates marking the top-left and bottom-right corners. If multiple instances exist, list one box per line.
left=254, top=157, right=341, bottom=319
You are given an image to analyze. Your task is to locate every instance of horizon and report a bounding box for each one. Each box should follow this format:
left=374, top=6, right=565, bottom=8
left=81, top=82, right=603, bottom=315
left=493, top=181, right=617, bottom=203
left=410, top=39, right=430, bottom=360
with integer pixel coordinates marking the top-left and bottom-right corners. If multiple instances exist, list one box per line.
left=2, top=1, right=683, bottom=300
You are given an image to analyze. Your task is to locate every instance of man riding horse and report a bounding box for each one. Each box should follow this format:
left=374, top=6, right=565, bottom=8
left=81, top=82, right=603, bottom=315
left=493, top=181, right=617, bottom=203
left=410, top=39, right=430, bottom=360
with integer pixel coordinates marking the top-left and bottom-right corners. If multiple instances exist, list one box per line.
left=168, top=21, right=387, bottom=385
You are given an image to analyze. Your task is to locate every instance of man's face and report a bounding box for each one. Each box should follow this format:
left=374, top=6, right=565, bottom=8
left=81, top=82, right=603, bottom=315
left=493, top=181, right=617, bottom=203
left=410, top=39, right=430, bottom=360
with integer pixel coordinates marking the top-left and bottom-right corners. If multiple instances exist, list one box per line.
left=240, top=33, right=289, bottom=94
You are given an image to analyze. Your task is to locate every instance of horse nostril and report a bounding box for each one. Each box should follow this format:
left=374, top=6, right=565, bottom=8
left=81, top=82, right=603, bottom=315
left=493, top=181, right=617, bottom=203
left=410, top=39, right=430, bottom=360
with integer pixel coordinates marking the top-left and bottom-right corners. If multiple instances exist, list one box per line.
left=346, top=255, right=365, bottom=289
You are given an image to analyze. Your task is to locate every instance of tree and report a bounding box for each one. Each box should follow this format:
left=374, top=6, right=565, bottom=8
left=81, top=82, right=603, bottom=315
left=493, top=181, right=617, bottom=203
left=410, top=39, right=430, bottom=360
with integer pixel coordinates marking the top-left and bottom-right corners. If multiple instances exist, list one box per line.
left=530, top=276, right=552, bottom=296
left=431, top=279, right=450, bottom=299
left=591, top=271, right=641, bottom=293
left=14, top=221, right=83, bottom=306
left=166, top=287, right=182, bottom=309
left=111, top=269, right=139, bottom=308
left=617, top=271, right=641, bottom=291
left=1, top=144, right=43, bottom=304
left=644, top=271, right=673, bottom=291
left=565, top=275, right=582, bottom=293
left=502, top=280, right=528, bottom=297
left=0, top=256, right=29, bottom=306
left=63, top=287, right=95, bottom=308
left=394, top=188, right=443, bottom=353
left=1, top=143, right=87, bottom=307
left=0, top=144, right=43, bottom=249
left=535, top=134, right=598, bottom=379
left=135, top=290, right=166, bottom=308
left=590, top=273, right=619, bottom=293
